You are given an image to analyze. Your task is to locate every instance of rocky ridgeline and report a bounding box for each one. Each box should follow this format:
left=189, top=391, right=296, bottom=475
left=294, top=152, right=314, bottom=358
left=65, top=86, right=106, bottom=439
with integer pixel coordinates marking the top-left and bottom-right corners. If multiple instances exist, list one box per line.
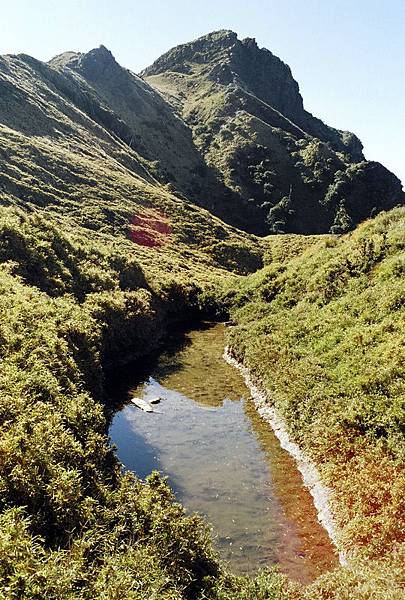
left=0, top=30, right=403, bottom=235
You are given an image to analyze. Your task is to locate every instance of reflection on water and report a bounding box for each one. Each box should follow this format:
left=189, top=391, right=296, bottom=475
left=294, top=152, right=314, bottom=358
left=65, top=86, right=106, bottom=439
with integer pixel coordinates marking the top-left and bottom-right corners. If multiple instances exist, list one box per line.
left=109, top=323, right=338, bottom=582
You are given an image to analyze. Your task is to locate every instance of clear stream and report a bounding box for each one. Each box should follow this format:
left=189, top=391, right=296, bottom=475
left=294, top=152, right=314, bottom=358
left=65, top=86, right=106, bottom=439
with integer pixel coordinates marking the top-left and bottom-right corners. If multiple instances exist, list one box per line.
left=109, top=322, right=338, bottom=583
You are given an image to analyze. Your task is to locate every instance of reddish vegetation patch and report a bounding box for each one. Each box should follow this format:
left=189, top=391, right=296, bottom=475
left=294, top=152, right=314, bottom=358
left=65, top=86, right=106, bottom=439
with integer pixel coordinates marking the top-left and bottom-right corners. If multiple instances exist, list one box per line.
left=130, top=210, right=172, bottom=247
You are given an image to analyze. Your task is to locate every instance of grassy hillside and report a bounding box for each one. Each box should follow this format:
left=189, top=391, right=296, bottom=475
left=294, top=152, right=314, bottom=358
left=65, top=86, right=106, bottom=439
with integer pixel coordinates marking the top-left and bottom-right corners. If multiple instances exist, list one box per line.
left=220, top=208, right=405, bottom=597
left=0, top=55, right=267, bottom=595
left=0, top=48, right=261, bottom=232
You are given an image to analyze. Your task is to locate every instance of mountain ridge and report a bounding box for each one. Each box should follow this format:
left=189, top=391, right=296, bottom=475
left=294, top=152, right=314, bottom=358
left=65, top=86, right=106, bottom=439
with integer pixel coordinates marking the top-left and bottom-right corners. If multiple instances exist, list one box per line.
left=0, top=30, right=403, bottom=239
left=141, top=29, right=365, bottom=159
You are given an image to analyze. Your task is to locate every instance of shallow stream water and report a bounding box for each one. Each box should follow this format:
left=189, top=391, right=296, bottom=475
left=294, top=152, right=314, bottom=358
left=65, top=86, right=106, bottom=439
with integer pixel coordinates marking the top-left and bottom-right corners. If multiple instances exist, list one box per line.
left=109, top=322, right=338, bottom=582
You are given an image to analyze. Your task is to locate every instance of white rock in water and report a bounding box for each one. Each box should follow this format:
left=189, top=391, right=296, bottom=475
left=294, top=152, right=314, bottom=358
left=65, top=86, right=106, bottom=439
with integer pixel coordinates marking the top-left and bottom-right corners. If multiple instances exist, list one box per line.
left=131, top=398, right=154, bottom=412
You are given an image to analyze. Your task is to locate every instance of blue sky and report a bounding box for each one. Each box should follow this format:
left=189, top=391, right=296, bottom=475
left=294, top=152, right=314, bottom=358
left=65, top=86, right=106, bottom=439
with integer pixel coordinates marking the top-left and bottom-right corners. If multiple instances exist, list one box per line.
left=1, top=0, right=404, bottom=184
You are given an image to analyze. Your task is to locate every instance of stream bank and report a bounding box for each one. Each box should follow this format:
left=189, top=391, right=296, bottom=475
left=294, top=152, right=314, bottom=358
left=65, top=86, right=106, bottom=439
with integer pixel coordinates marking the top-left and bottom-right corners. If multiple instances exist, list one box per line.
left=224, top=347, right=346, bottom=567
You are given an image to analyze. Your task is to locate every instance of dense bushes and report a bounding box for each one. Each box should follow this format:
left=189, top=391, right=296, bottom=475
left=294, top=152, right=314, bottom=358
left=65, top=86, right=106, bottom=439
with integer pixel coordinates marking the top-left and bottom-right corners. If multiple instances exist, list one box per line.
left=0, top=209, right=146, bottom=299
left=210, top=241, right=263, bottom=274
left=0, top=206, right=212, bottom=597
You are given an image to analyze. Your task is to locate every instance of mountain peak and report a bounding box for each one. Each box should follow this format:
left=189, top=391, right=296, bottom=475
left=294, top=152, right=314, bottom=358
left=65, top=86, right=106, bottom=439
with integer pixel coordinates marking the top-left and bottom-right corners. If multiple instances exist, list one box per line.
left=142, top=30, right=304, bottom=120
left=241, top=36, right=258, bottom=48
left=48, top=50, right=81, bottom=69
left=97, top=44, right=112, bottom=53
left=141, top=30, right=239, bottom=77
left=201, top=29, right=236, bottom=38
left=49, top=45, right=119, bottom=78
left=77, top=45, right=119, bottom=76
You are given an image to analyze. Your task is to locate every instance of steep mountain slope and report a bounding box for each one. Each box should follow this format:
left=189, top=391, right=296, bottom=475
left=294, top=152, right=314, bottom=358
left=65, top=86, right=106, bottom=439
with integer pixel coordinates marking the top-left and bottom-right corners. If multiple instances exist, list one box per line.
left=143, top=30, right=404, bottom=234
left=1, top=33, right=402, bottom=238
left=48, top=46, right=222, bottom=202
left=0, top=48, right=266, bottom=233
